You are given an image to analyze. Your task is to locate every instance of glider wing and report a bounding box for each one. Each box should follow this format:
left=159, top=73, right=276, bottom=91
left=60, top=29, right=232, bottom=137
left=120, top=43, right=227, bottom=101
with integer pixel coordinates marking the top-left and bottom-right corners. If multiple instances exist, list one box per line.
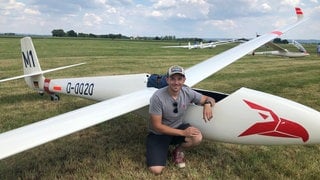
left=0, top=63, right=85, bottom=83
left=185, top=7, right=307, bottom=87
left=0, top=88, right=156, bottom=160
left=266, top=42, right=288, bottom=52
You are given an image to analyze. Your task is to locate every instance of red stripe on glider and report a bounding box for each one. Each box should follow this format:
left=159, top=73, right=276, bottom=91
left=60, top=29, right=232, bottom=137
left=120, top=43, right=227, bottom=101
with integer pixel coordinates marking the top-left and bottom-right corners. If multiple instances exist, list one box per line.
left=272, top=31, right=283, bottom=36
left=53, top=86, right=62, bottom=91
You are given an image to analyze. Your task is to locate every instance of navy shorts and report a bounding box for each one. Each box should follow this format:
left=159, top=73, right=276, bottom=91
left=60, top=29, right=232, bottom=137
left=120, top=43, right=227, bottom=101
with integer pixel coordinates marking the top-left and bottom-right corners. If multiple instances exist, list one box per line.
left=146, top=123, right=191, bottom=167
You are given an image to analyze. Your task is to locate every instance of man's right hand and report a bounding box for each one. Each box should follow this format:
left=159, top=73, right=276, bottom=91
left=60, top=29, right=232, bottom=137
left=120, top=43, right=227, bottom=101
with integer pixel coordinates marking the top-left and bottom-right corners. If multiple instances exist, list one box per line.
left=184, top=127, right=201, bottom=137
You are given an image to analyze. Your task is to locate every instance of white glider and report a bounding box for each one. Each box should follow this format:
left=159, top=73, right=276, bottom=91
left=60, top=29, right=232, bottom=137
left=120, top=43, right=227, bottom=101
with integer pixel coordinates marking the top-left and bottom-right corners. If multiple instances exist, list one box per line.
left=1, top=7, right=319, bottom=161
left=251, top=40, right=309, bottom=58
left=162, top=40, right=235, bottom=49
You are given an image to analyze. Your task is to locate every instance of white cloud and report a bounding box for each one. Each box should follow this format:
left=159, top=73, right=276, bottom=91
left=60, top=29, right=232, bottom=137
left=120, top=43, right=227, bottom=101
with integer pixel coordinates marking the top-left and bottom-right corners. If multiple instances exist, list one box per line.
left=281, top=0, right=301, bottom=6
left=205, top=19, right=237, bottom=30
left=83, top=13, right=103, bottom=26
left=153, top=0, right=177, bottom=9
left=5, top=0, right=25, bottom=10
left=150, top=0, right=210, bottom=19
left=106, top=6, right=117, bottom=13
left=118, top=16, right=125, bottom=25
left=0, top=0, right=318, bottom=39
left=151, top=10, right=163, bottom=17
left=24, top=8, right=41, bottom=15
left=273, top=19, right=287, bottom=29
left=0, top=0, right=24, bottom=16
left=261, top=3, right=272, bottom=12
left=94, top=0, right=107, bottom=4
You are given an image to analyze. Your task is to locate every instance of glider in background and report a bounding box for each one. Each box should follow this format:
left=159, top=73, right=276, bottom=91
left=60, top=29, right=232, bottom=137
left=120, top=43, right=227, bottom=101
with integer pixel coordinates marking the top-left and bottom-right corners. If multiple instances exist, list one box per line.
left=162, top=40, right=235, bottom=49
left=251, top=39, right=309, bottom=58
left=1, top=7, right=318, bottom=161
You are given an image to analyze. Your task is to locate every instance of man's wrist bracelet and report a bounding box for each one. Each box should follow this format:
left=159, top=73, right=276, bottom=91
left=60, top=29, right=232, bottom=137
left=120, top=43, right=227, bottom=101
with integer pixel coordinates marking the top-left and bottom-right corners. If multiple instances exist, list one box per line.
left=204, top=100, right=212, bottom=107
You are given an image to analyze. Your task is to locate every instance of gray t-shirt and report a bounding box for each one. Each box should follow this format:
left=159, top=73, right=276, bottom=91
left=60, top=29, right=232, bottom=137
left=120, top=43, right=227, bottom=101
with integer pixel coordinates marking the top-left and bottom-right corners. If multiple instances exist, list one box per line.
left=148, top=85, right=202, bottom=134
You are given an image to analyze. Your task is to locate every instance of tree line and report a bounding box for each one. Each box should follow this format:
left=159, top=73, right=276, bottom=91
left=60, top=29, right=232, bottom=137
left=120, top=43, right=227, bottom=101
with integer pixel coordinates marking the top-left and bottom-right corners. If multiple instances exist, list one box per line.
left=273, top=38, right=289, bottom=44
left=51, top=29, right=129, bottom=39
left=1, top=30, right=290, bottom=43
left=51, top=29, right=181, bottom=41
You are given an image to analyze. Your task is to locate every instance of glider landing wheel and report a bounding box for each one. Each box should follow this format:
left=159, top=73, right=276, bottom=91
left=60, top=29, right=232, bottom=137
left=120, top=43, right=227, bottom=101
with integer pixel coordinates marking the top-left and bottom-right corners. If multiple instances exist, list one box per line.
left=50, top=94, right=60, bottom=101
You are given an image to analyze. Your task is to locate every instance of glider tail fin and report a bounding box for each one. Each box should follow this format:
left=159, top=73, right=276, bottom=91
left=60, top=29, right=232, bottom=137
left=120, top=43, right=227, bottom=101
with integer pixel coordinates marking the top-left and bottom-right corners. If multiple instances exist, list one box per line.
left=291, top=40, right=307, bottom=53
left=21, top=37, right=46, bottom=92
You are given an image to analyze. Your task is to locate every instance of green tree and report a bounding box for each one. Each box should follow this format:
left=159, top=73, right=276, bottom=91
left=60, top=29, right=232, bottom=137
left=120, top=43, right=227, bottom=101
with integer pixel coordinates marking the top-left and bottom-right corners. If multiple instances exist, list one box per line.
left=52, top=29, right=66, bottom=37
left=67, top=30, right=77, bottom=37
left=78, top=33, right=89, bottom=37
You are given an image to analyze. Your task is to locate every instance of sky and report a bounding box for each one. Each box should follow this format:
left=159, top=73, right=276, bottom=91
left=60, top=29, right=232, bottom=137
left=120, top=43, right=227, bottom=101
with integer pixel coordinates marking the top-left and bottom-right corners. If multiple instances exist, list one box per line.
left=0, top=0, right=319, bottom=40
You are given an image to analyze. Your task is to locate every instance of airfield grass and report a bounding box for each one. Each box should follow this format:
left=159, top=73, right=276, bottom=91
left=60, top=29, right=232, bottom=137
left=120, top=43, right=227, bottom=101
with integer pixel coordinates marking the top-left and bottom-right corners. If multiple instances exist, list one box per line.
left=0, top=37, right=320, bottom=179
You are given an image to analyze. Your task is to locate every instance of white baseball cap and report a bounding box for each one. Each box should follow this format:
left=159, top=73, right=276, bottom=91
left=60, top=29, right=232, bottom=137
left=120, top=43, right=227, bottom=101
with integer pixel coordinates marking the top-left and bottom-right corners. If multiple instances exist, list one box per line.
left=167, top=65, right=185, bottom=77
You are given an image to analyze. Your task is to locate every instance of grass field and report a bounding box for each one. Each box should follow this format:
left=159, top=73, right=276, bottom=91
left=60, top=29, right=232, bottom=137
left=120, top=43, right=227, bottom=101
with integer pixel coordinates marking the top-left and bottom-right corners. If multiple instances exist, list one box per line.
left=0, top=37, right=319, bottom=179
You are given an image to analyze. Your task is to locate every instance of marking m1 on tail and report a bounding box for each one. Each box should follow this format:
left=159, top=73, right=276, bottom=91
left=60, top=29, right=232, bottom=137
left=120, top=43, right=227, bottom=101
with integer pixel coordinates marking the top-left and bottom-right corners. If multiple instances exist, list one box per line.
left=22, top=50, right=36, bottom=68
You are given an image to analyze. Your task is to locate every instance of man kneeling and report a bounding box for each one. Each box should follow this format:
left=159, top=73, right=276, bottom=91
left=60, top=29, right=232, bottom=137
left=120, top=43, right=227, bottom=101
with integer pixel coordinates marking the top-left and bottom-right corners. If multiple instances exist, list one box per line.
left=146, top=65, right=215, bottom=175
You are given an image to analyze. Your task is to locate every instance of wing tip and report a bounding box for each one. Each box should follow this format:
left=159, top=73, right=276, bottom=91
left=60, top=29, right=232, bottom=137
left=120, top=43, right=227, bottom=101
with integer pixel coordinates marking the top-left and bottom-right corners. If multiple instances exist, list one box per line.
left=295, top=7, right=303, bottom=20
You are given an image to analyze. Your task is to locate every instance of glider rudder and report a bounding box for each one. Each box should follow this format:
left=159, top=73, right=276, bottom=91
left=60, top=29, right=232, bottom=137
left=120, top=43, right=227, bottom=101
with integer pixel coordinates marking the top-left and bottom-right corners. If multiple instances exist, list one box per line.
left=21, top=37, right=46, bottom=94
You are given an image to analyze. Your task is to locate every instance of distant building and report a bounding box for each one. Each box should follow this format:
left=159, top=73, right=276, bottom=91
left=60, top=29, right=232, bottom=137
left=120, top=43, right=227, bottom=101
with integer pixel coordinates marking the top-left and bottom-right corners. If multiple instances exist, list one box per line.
left=317, top=44, right=320, bottom=56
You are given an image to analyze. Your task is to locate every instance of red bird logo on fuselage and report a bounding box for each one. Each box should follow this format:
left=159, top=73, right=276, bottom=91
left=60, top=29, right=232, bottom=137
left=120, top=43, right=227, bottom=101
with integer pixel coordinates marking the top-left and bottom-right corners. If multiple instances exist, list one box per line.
left=238, top=100, right=309, bottom=142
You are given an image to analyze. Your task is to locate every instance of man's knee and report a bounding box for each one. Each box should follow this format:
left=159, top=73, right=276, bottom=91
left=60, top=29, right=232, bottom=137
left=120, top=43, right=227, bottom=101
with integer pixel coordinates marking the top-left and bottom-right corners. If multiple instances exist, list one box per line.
left=184, top=132, right=203, bottom=147
left=193, top=133, right=203, bottom=145
left=149, top=166, right=165, bottom=175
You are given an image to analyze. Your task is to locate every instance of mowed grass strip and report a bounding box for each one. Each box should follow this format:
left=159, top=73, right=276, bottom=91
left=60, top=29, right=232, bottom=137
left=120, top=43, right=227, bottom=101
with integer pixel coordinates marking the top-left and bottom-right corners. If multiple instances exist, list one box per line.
left=0, top=37, right=320, bottom=179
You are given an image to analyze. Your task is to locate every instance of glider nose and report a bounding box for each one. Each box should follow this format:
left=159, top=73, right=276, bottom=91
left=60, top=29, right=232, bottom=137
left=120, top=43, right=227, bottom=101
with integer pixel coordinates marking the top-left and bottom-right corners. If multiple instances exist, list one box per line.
left=240, top=99, right=310, bottom=143
left=276, top=118, right=309, bottom=142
